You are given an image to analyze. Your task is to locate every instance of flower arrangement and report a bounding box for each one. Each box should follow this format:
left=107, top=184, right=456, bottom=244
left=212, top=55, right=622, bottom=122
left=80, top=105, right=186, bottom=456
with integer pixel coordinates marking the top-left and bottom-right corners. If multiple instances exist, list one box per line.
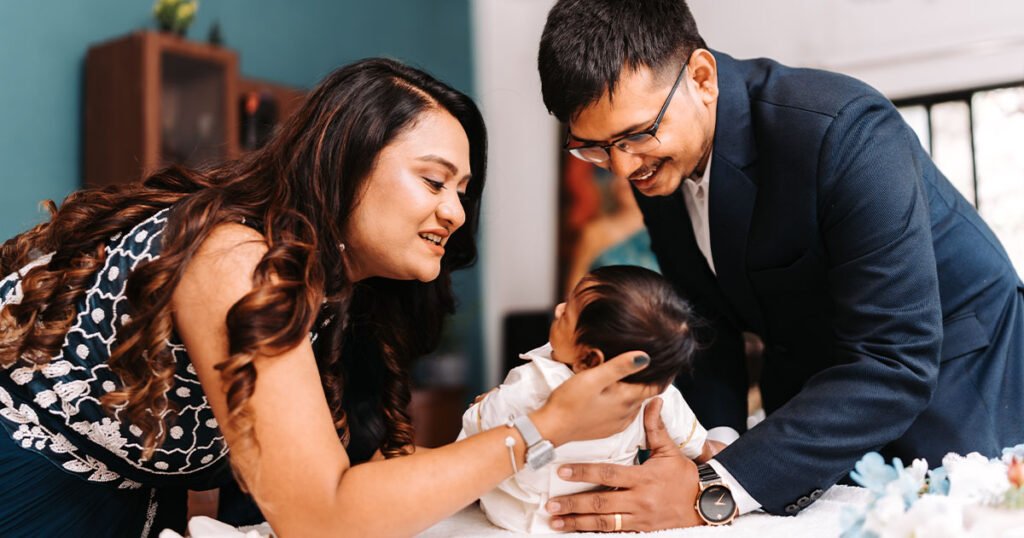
left=153, top=0, right=198, bottom=36
left=842, top=444, right=1024, bottom=537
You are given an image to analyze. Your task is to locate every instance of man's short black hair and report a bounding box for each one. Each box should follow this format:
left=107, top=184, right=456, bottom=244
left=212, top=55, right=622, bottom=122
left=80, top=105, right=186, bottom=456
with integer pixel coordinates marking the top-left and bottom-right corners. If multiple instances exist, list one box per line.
left=538, top=0, right=707, bottom=123
left=573, top=265, right=702, bottom=387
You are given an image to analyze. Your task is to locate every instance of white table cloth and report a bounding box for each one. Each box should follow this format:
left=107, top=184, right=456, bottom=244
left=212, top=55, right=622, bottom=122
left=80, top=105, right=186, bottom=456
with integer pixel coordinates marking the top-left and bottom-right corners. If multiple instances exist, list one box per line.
left=161, top=486, right=874, bottom=537
left=418, top=486, right=872, bottom=537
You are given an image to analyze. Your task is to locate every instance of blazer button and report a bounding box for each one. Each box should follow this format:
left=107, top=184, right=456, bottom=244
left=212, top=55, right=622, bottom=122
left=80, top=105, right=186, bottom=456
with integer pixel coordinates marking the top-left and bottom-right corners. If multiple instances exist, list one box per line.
left=796, top=496, right=811, bottom=508
left=809, top=489, right=824, bottom=501
left=785, top=504, right=800, bottom=515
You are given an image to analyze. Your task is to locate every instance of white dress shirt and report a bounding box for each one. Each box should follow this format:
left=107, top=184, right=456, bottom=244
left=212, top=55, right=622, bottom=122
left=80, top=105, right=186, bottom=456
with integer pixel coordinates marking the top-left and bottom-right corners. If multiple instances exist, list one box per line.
left=681, top=154, right=715, bottom=273
left=459, top=343, right=709, bottom=533
left=681, top=155, right=763, bottom=515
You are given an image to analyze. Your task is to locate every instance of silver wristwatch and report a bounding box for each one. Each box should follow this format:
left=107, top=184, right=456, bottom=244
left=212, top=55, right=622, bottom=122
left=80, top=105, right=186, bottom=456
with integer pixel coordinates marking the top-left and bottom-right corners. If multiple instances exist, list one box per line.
left=513, top=415, right=556, bottom=470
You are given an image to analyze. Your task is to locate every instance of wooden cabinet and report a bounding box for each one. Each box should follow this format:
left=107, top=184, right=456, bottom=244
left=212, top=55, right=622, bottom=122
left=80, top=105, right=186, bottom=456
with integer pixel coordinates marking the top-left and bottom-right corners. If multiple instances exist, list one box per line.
left=84, top=31, right=239, bottom=187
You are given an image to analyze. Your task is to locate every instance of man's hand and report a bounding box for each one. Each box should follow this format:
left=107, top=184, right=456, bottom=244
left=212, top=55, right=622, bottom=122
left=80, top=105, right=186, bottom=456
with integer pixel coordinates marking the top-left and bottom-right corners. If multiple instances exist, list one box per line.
left=545, top=398, right=704, bottom=532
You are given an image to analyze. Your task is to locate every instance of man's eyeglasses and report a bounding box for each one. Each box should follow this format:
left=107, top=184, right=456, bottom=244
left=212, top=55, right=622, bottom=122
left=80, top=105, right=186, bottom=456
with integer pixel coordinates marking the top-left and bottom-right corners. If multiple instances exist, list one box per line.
left=564, top=62, right=689, bottom=164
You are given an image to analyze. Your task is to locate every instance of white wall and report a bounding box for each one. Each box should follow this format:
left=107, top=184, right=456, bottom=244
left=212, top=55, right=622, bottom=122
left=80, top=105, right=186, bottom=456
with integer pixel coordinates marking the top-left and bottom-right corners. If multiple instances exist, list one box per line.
left=689, top=0, right=1024, bottom=99
left=472, top=0, right=1024, bottom=385
left=472, top=0, right=560, bottom=386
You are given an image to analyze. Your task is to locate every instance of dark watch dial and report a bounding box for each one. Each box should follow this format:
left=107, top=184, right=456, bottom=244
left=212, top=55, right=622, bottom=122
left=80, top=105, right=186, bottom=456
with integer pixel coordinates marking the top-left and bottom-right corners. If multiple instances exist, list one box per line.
left=697, top=484, right=736, bottom=523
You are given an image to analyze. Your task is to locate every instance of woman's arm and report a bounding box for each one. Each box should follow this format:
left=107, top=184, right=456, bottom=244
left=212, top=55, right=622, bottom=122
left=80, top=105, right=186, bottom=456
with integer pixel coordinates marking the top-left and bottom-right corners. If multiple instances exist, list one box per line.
left=172, top=224, right=655, bottom=537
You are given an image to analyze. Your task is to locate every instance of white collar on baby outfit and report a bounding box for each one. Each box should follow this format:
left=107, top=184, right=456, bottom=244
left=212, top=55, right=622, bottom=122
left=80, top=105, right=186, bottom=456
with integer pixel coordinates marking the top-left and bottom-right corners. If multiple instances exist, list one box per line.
left=516, top=343, right=575, bottom=391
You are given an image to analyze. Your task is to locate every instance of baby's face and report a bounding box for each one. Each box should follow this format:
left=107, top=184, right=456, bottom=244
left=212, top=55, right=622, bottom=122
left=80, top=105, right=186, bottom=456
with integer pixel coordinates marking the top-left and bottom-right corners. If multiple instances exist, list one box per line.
left=549, top=284, right=591, bottom=372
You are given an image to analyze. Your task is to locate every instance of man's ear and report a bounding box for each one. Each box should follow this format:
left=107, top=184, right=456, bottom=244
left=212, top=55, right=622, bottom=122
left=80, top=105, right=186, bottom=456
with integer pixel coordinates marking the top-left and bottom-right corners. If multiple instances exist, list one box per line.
left=688, top=48, right=719, bottom=104
left=580, top=348, right=606, bottom=370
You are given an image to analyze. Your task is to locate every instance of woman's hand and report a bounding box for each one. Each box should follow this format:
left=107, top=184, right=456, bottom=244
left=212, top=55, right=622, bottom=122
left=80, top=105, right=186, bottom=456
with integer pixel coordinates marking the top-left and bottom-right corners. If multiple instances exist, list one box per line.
left=532, top=351, right=658, bottom=446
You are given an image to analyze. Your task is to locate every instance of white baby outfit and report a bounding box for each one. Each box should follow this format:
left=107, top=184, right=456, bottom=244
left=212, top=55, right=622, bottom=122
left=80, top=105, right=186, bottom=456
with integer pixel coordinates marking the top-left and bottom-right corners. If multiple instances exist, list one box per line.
left=459, top=343, right=707, bottom=533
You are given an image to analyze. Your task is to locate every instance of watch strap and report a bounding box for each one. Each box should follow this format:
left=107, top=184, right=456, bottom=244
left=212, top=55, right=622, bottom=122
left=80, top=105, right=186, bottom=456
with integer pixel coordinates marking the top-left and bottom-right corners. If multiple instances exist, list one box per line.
left=696, top=463, right=720, bottom=485
left=513, top=415, right=543, bottom=448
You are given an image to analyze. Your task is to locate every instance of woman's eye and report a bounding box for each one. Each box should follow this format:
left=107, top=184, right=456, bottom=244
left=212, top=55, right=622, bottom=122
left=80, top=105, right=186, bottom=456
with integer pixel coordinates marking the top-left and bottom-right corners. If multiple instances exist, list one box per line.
left=423, top=178, right=445, bottom=191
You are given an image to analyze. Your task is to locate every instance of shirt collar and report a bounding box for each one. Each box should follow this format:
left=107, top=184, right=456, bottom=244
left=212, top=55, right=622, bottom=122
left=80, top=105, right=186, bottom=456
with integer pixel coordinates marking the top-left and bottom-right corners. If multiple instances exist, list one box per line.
left=686, top=150, right=713, bottom=188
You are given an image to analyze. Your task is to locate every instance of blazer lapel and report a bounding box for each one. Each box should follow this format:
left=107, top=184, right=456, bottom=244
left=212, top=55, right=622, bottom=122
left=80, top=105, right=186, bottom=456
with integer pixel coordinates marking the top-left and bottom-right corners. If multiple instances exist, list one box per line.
left=707, top=52, right=765, bottom=334
left=635, top=187, right=742, bottom=327
left=709, top=158, right=763, bottom=333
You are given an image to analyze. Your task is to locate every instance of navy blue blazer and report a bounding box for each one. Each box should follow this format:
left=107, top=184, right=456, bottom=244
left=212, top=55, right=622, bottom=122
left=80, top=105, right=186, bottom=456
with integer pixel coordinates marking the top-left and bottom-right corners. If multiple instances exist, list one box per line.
left=636, top=51, right=1024, bottom=515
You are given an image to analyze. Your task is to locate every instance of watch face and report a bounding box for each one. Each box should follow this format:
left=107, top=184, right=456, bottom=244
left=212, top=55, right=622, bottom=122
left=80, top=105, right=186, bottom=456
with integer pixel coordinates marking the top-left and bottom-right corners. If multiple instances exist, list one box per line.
left=527, top=440, right=556, bottom=470
left=698, top=484, right=736, bottom=524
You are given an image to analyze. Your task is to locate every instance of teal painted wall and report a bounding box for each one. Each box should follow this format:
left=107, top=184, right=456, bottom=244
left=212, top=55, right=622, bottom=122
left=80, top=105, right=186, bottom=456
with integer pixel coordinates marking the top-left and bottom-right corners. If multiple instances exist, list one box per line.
left=0, top=1, right=472, bottom=237
left=0, top=1, right=483, bottom=392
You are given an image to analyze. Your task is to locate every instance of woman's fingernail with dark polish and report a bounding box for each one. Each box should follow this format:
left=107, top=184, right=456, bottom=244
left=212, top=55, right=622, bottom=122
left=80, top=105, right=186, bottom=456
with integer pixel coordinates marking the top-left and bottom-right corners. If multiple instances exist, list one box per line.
left=634, top=354, right=650, bottom=366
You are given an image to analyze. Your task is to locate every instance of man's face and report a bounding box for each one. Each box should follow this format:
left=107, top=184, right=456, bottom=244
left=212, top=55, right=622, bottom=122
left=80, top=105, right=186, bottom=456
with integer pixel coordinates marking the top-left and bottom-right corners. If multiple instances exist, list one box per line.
left=567, top=52, right=719, bottom=197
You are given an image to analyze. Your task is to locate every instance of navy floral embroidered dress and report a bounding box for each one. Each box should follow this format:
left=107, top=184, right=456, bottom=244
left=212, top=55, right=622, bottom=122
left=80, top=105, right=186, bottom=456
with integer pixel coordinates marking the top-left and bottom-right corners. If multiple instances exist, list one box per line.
left=0, top=209, right=231, bottom=537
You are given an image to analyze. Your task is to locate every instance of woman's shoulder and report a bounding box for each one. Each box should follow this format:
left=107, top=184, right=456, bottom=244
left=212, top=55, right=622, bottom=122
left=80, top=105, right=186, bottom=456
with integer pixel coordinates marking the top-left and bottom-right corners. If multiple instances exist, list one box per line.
left=175, top=222, right=268, bottom=303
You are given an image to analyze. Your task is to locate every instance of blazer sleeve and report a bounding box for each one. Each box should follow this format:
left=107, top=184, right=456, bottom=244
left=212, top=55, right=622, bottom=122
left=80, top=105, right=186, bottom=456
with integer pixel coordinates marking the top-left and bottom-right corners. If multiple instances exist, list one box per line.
left=715, top=95, right=943, bottom=515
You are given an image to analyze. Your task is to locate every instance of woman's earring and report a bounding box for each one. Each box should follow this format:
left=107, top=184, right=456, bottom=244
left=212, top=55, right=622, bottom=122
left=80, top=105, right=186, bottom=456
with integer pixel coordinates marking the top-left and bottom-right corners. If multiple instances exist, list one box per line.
left=338, top=242, right=346, bottom=252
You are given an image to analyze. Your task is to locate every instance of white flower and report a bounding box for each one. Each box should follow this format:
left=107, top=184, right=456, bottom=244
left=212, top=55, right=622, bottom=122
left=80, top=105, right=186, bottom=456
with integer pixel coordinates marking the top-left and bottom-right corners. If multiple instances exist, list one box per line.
left=879, top=495, right=966, bottom=538
left=906, top=458, right=929, bottom=487
left=943, top=452, right=1010, bottom=505
left=863, top=489, right=908, bottom=535
left=1002, top=444, right=1024, bottom=464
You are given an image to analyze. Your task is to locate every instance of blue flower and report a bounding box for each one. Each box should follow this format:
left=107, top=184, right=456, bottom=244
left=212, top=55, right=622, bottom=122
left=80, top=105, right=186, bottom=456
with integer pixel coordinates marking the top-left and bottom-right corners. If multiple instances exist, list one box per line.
left=890, top=458, right=924, bottom=507
left=839, top=505, right=875, bottom=538
left=851, top=452, right=899, bottom=494
left=927, top=466, right=949, bottom=495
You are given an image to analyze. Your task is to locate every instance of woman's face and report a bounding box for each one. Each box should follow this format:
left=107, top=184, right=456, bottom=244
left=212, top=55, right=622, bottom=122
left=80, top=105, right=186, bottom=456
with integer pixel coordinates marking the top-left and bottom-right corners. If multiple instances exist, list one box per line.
left=345, top=109, right=471, bottom=282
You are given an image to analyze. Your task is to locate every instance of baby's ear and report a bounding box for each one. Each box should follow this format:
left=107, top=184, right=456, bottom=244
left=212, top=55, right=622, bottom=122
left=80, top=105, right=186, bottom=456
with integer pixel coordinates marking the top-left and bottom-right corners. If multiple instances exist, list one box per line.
left=580, top=348, right=606, bottom=370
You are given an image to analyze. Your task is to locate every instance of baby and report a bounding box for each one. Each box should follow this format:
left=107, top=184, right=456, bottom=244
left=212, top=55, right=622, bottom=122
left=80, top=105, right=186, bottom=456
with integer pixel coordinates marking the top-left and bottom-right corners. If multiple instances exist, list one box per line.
left=460, top=265, right=722, bottom=533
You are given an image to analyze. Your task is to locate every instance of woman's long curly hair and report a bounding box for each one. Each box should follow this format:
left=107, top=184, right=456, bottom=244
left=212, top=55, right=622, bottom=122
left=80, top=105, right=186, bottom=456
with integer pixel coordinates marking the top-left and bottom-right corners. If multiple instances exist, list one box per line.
left=0, top=58, right=487, bottom=470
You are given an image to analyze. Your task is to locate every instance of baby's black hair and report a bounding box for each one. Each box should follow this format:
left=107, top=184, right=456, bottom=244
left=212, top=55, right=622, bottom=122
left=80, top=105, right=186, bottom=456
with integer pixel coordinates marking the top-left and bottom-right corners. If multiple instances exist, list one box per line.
left=574, top=265, right=701, bottom=387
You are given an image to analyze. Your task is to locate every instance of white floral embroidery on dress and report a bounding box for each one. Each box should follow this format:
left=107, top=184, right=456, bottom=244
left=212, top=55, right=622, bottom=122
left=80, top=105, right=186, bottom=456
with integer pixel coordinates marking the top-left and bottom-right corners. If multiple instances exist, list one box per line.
left=41, top=360, right=73, bottom=378
left=33, top=390, right=58, bottom=408
left=0, top=209, right=228, bottom=489
left=1, top=387, right=140, bottom=488
left=10, top=367, right=34, bottom=386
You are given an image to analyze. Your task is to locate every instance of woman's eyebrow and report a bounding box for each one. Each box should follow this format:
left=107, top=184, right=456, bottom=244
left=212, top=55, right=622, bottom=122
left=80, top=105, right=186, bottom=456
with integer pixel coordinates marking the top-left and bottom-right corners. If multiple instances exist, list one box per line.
left=417, top=154, right=471, bottom=182
left=417, top=155, right=458, bottom=175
